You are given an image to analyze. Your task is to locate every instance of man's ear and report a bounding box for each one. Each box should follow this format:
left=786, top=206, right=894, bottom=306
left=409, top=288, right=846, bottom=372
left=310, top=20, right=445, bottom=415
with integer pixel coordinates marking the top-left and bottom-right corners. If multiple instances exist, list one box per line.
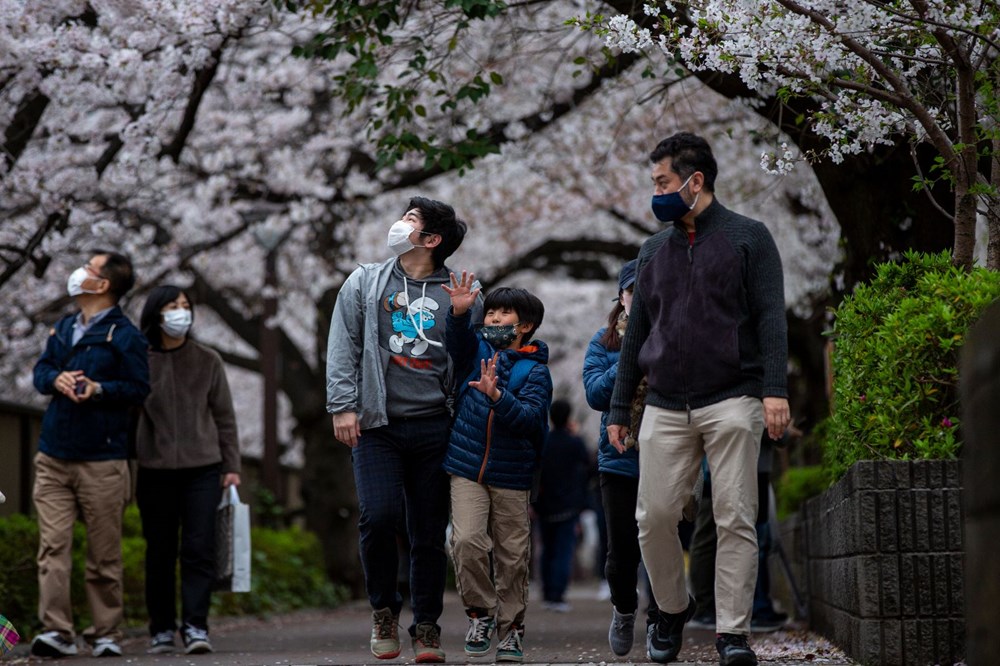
left=689, top=171, right=705, bottom=194
left=423, top=233, right=443, bottom=249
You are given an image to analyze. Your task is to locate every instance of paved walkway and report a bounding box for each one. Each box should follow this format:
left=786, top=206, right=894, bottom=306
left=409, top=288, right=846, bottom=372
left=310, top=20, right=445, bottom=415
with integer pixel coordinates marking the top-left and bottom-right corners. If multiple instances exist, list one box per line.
left=8, top=583, right=853, bottom=665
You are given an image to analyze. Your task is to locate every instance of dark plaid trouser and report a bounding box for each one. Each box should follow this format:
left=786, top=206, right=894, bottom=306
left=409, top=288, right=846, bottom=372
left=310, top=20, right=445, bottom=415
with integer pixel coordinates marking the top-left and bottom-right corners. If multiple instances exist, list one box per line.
left=352, top=414, right=451, bottom=631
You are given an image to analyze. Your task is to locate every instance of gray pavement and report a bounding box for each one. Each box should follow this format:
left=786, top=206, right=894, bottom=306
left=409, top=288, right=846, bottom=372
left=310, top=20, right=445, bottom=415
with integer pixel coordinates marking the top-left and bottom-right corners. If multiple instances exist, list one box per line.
left=7, top=583, right=854, bottom=665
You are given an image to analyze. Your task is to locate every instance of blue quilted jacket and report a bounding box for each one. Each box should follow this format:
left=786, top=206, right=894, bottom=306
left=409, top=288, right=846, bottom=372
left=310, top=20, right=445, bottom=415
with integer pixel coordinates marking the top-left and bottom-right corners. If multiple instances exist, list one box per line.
left=583, top=327, right=639, bottom=478
left=443, top=310, right=553, bottom=490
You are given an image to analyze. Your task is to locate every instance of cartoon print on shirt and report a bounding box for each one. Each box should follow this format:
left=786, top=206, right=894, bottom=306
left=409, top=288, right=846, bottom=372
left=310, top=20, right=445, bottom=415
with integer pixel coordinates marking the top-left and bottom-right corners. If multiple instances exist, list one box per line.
left=382, top=290, right=441, bottom=356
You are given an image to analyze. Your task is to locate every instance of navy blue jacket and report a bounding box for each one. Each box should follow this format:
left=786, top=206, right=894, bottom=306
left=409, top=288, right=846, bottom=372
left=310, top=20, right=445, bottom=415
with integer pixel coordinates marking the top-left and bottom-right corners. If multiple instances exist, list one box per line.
left=33, top=306, right=151, bottom=461
left=533, top=427, right=590, bottom=522
left=443, top=310, right=553, bottom=491
left=582, top=328, right=638, bottom=478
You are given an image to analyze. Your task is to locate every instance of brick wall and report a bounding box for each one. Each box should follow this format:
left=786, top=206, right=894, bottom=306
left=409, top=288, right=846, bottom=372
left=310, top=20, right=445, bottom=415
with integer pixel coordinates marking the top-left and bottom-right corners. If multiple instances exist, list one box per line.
left=797, top=460, right=965, bottom=666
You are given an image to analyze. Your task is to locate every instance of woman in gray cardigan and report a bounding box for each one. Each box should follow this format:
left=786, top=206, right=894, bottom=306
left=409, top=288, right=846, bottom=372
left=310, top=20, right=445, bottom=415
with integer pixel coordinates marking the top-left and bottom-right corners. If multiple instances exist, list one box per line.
left=136, top=285, right=241, bottom=655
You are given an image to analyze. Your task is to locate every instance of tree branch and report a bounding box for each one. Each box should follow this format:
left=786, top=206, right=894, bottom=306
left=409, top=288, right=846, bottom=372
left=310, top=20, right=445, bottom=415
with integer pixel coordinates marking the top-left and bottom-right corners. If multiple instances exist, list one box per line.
left=158, top=46, right=226, bottom=163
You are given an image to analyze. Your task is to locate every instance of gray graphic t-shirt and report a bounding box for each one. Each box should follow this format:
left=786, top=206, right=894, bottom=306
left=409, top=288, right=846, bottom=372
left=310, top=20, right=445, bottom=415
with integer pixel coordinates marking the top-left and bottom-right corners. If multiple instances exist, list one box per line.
left=379, top=261, right=452, bottom=418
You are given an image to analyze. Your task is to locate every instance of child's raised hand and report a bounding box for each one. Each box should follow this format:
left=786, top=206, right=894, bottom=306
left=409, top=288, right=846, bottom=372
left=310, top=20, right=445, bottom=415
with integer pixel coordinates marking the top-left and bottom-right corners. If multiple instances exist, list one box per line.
left=442, top=271, right=480, bottom=316
left=469, top=353, right=501, bottom=401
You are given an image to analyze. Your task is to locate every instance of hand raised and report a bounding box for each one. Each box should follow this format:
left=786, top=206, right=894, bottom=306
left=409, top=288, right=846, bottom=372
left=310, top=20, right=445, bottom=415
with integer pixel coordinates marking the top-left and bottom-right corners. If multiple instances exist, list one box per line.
left=442, top=271, right=480, bottom=316
left=469, top=354, right=500, bottom=401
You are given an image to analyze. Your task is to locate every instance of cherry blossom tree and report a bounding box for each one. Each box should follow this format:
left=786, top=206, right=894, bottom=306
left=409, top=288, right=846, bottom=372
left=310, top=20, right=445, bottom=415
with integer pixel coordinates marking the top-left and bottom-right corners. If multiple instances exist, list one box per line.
left=2, top=0, right=840, bottom=590
left=588, top=0, right=1000, bottom=269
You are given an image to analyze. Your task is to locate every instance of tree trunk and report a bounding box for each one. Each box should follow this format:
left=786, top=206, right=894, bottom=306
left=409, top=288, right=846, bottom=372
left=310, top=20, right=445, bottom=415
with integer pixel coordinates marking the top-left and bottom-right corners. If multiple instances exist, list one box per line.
left=989, top=139, right=1000, bottom=271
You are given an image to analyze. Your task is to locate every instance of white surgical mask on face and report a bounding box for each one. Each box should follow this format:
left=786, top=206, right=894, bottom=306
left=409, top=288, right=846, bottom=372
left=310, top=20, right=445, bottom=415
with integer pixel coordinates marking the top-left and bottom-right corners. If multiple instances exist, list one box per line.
left=161, top=309, right=193, bottom=339
left=387, top=220, right=416, bottom=256
left=67, top=267, right=99, bottom=297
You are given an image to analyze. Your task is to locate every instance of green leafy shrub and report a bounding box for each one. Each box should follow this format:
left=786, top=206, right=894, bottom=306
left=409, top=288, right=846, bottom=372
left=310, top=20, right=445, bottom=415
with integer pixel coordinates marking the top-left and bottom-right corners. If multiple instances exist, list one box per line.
left=0, top=504, right=344, bottom=634
left=826, top=250, right=1000, bottom=479
left=775, top=466, right=831, bottom=520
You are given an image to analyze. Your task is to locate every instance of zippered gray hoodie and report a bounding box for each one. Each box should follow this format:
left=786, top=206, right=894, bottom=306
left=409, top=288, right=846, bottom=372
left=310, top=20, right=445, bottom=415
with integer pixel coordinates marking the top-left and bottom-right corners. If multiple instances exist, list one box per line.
left=326, top=258, right=482, bottom=429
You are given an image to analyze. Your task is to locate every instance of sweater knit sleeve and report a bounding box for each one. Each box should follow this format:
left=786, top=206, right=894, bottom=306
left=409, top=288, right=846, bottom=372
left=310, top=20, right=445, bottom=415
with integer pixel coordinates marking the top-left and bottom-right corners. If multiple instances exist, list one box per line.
left=746, top=222, right=789, bottom=398
left=207, top=351, right=241, bottom=474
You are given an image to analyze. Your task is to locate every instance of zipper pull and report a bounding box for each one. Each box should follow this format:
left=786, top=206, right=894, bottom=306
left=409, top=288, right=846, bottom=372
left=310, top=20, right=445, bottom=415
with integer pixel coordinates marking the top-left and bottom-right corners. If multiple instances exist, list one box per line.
left=686, top=402, right=692, bottom=424
left=687, top=244, right=693, bottom=264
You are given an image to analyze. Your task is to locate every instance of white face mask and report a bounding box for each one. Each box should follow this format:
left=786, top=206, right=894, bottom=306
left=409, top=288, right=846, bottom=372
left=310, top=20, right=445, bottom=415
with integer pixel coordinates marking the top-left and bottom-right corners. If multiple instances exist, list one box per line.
left=67, top=266, right=100, bottom=297
left=387, top=220, right=416, bottom=256
left=161, top=309, right=193, bottom=339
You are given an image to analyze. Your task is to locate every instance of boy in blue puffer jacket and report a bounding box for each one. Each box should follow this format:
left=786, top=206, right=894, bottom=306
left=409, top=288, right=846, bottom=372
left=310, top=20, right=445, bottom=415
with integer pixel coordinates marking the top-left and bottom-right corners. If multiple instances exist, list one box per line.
left=441, top=273, right=553, bottom=663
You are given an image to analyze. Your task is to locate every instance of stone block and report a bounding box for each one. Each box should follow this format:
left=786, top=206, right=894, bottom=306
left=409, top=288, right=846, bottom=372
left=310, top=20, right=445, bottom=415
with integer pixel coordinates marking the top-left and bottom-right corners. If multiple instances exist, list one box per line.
left=951, top=618, right=966, bottom=665
left=858, top=555, right=881, bottom=617
left=858, top=619, right=882, bottom=665
left=901, top=620, right=919, bottom=665
left=878, top=461, right=911, bottom=489
left=927, top=459, right=944, bottom=489
left=945, top=488, right=963, bottom=550
left=852, top=460, right=876, bottom=490
left=944, top=459, right=960, bottom=490
left=878, top=490, right=898, bottom=552
left=858, top=491, right=878, bottom=554
left=912, top=490, right=931, bottom=552
left=881, top=554, right=901, bottom=617
left=899, top=554, right=918, bottom=616
left=931, top=553, right=950, bottom=616
left=914, top=555, right=933, bottom=615
left=928, top=489, right=947, bottom=551
left=898, top=490, right=916, bottom=552
left=950, top=553, right=964, bottom=616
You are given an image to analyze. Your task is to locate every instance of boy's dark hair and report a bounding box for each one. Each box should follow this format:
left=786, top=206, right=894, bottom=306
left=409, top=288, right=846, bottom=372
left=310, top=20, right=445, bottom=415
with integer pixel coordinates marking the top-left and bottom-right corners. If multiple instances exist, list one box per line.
left=550, top=399, right=572, bottom=430
left=405, top=196, right=467, bottom=269
left=649, top=132, right=718, bottom=192
left=140, top=285, right=193, bottom=350
left=91, top=249, right=135, bottom=301
left=483, top=287, right=544, bottom=341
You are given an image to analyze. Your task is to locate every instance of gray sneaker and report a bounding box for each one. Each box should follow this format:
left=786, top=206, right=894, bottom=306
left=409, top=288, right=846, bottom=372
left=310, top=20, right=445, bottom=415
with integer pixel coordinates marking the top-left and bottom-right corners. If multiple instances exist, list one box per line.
left=370, top=609, right=401, bottom=660
left=182, top=626, right=212, bottom=655
left=30, top=631, right=78, bottom=658
left=147, top=631, right=176, bottom=654
left=608, top=607, right=636, bottom=655
left=91, top=637, right=123, bottom=657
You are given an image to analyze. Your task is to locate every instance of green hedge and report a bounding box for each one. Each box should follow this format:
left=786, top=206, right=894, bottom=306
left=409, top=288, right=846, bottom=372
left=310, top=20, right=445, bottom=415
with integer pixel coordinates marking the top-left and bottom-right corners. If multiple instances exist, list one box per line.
left=0, top=504, right=345, bottom=634
left=825, top=250, right=1000, bottom=479
left=775, top=465, right=830, bottom=520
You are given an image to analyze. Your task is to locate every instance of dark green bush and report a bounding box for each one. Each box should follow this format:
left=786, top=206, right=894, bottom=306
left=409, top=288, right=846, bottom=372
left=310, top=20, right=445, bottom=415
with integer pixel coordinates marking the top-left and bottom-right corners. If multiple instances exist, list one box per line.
left=826, top=250, right=1000, bottom=479
left=775, top=465, right=831, bottom=520
left=0, top=504, right=344, bottom=634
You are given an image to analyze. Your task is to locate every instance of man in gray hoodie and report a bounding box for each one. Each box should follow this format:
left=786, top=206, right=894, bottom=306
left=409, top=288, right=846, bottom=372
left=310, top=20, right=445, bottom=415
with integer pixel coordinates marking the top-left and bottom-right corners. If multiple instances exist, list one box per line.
left=326, top=197, right=479, bottom=663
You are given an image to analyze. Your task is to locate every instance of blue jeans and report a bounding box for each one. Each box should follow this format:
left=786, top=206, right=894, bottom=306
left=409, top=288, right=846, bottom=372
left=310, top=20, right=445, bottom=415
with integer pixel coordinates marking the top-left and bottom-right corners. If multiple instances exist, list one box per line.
left=352, top=414, right=451, bottom=630
left=539, top=517, right=578, bottom=603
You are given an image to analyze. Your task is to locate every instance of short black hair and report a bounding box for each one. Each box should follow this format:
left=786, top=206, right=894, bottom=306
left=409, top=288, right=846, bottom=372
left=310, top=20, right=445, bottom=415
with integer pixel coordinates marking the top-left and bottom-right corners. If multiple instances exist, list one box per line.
left=140, top=285, right=193, bottom=350
left=649, top=132, right=718, bottom=192
left=405, top=196, right=467, bottom=268
left=550, top=399, right=572, bottom=430
left=91, top=249, right=135, bottom=301
left=483, top=287, right=545, bottom=340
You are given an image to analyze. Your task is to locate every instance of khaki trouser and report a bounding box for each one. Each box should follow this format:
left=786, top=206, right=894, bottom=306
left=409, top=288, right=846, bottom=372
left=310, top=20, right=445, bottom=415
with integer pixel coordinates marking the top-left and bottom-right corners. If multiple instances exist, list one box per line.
left=636, top=397, right=763, bottom=635
left=449, top=475, right=531, bottom=638
left=33, top=452, right=129, bottom=642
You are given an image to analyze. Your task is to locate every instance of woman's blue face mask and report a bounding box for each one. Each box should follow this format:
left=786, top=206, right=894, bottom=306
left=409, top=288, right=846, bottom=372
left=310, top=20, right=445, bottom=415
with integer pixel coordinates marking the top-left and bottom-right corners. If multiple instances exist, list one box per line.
left=651, top=174, right=696, bottom=223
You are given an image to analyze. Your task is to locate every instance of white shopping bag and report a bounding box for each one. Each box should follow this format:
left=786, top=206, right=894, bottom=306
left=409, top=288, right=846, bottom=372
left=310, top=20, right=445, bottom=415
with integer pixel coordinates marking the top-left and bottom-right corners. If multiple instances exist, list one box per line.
left=216, top=485, right=252, bottom=593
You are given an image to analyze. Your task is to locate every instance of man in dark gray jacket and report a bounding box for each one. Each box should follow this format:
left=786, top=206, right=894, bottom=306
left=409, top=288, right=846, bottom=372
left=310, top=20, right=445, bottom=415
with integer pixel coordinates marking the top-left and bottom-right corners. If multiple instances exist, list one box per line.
left=607, top=133, right=790, bottom=666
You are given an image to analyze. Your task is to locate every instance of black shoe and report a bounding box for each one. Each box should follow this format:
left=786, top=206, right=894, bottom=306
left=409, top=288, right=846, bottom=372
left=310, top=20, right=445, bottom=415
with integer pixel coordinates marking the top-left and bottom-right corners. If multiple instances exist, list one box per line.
left=646, top=596, right=696, bottom=663
left=750, top=608, right=788, bottom=633
left=716, top=633, right=758, bottom=666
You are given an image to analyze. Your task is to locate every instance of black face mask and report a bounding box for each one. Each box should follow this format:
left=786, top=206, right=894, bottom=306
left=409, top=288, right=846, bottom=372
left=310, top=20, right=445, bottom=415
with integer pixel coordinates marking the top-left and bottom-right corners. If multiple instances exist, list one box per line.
left=481, top=324, right=520, bottom=348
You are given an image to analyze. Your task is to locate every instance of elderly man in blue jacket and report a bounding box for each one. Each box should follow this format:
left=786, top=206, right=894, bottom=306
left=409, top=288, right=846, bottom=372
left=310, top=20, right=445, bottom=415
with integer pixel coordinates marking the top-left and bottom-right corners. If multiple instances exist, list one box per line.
left=30, top=250, right=150, bottom=659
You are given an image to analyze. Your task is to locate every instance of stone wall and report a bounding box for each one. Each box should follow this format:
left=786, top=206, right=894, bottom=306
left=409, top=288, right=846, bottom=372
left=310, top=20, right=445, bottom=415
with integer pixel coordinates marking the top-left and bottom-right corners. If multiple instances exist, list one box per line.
left=798, top=460, right=964, bottom=666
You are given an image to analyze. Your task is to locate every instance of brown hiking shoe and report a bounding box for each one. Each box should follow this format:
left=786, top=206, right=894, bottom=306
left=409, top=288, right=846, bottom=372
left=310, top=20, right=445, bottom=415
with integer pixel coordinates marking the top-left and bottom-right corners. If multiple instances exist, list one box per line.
left=412, top=622, right=445, bottom=663
left=370, top=608, right=400, bottom=659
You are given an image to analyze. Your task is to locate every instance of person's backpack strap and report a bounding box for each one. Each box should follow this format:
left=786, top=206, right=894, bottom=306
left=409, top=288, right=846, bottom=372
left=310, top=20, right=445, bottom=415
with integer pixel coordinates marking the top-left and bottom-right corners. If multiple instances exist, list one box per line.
left=507, top=358, right=537, bottom=393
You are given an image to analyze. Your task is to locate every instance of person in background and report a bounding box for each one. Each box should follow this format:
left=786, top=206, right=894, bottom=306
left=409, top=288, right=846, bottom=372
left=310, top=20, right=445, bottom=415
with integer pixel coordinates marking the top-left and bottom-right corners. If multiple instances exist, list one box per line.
left=30, top=251, right=150, bottom=659
left=326, top=197, right=476, bottom=663
left=583, top=259, right=658, bottom=657
left=135, top=285, right=241, bottom=655
left=443, top=279, right=553, bottom=663
left=533, top=399, right=590, bottom=613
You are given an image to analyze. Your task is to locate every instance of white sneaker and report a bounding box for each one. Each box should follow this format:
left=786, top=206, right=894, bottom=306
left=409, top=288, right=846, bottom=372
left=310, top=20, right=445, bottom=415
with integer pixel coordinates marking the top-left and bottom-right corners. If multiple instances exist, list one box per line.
left=91, top=637, right=123, bottom=657
left=30, top=631, right=78, bottom=657
left=182, top=625, right=213, bottom=654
